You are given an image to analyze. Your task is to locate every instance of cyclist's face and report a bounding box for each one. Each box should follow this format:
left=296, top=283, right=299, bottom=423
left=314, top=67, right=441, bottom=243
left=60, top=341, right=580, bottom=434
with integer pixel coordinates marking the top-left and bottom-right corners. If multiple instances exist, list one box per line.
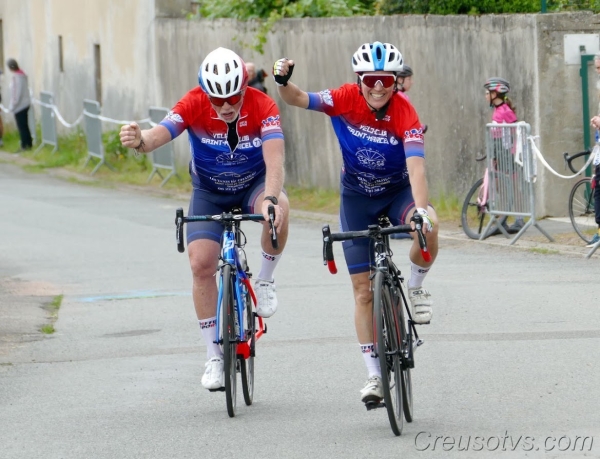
left=359, top=71, right=395, bottom=109
left=210, top=91, right=245, bottom=123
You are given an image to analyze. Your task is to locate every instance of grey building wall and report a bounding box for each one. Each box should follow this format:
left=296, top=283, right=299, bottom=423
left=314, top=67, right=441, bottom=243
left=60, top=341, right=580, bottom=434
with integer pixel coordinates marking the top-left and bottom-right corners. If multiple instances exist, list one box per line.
left=1, top=1, right=598, bottom=216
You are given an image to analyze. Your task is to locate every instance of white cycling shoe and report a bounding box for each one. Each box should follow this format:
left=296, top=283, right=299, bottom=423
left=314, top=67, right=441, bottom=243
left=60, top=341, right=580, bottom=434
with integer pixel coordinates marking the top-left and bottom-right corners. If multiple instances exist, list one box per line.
left=360, top=375, right=383, bottom=404
left=408, top=287, right=433, bottom=324
left=255, top=278, right=278, bottom=318
left=201, top=357, right=224, bottom=390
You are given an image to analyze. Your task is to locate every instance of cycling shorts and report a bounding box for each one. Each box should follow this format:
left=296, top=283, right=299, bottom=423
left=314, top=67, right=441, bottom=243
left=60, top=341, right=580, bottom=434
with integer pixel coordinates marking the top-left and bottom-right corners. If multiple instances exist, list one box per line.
left=339, top=185, right=428, bottom=275
left=187, top=179, right=283, bottom=244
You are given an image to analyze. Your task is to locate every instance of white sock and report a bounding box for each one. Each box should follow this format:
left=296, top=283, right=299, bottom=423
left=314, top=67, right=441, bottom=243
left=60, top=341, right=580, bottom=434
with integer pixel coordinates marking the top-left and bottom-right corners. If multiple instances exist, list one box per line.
left=408, top=261, right=430, bottom=289
left=199, top=317, right=222, bottom=360
left=360, top=343, right=381, bottom=377
left=257, top=251, right=282, bottom=282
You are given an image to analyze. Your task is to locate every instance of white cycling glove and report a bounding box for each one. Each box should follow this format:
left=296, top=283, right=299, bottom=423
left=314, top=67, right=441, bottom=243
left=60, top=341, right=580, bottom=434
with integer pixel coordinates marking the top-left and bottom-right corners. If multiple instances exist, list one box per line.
left=415, top=208, right=434, bottom=233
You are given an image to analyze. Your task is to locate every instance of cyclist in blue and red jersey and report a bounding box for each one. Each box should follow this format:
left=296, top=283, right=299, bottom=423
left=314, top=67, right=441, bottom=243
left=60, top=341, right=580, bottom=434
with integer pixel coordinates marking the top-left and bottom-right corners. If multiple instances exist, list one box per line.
left=120, top=47, right=289, bottom=391
left=273, top=42, right=439, bottom=405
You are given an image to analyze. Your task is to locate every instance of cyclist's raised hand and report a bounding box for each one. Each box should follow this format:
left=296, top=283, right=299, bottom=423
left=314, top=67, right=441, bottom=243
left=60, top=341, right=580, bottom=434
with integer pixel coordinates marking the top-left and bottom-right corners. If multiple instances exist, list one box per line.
left=120, top=122, right=142, bottom=149
left=273, top=58, right=295, bottom=87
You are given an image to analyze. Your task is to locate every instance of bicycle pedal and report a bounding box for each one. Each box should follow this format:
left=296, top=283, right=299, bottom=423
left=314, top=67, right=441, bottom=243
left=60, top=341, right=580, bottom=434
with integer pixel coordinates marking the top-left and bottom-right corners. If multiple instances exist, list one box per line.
left=365, top=400, right=385, bottom=411
left=208, top=387, right=226, bottom=392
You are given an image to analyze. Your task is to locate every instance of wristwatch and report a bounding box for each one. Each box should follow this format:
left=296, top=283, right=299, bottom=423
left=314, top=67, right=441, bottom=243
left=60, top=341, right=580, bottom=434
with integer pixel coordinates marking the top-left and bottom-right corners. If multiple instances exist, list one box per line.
left=263, top=195, right=278, bottom=205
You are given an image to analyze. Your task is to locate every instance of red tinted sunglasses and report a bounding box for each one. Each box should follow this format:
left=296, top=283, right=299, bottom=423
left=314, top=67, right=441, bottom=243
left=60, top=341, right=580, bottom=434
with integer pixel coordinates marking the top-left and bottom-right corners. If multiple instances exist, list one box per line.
left=359, top=73, right=396, bottom=89
left=209, top=92, right=243, bottom=107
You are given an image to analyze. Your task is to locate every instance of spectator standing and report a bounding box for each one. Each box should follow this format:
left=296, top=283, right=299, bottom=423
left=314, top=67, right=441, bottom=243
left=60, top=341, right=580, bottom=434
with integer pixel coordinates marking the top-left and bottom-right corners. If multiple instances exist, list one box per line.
left=246, top=62, right=268, bottom=94
left=7, top=59, right=32, bottom=151
left=484, top=76, right=524, bottom=234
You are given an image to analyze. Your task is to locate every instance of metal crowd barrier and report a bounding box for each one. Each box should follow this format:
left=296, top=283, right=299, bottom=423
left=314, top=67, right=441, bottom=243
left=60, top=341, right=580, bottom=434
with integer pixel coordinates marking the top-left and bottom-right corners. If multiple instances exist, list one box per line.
left=483, top=121, right=553, bottom=245
left=35, top=91, right=58, bottom=154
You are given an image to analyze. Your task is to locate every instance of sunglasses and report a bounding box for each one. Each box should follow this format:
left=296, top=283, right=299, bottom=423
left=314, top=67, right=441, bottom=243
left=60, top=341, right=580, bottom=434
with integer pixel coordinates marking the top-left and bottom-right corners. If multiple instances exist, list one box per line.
left=359, top=73, right=396, bottom=88
left=209, top=92, right=243, bottom=107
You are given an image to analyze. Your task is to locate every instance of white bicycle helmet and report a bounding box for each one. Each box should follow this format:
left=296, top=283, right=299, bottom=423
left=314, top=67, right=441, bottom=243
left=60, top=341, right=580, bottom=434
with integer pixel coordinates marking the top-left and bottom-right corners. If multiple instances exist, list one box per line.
left=198, top=47, right=248, bottom=97
left=352, top=42, right=404, bottom=74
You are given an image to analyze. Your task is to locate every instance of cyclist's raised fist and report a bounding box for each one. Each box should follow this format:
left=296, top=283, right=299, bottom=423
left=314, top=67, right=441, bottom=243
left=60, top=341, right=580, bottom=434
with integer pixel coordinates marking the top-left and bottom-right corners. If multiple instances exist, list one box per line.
left=272, top=58, right=295, bottom=86
left=120, top=122, right=142, bottom=148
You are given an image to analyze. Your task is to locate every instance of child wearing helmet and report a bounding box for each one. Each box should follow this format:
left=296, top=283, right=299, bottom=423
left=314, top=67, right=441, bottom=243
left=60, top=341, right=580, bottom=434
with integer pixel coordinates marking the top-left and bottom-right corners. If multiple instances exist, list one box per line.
left=483, top=77, right=524, bottom=234
left=120, top=47, right=290, bottom=391
left=273, top=42, right=438, bottom=405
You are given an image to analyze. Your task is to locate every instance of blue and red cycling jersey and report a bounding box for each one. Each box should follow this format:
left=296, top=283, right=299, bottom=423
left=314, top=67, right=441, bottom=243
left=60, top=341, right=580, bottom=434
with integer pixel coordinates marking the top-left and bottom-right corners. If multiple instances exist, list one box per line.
left=159, top=87, right=284, bottom=193
left=307, top=83, right=425, bottom=196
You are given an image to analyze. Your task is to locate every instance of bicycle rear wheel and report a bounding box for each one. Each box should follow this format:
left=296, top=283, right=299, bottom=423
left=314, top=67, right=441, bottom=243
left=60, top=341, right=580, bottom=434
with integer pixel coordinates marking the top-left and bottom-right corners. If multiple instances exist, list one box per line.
left=240, top=282, right=255, bottom=406
left=461, top=178, right=491, bottom=239
left=569, top=178, right=596, bottom=244
left=373, top=271, right=403, bottom=436
left=221, top=264, right=238, bottom=417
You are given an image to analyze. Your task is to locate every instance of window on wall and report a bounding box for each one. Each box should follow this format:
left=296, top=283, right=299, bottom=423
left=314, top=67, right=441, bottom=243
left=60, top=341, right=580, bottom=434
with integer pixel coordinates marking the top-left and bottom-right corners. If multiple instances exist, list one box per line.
left=59, top=35, right=64, bottom=72
left=94, top=44, right=102, bottom=103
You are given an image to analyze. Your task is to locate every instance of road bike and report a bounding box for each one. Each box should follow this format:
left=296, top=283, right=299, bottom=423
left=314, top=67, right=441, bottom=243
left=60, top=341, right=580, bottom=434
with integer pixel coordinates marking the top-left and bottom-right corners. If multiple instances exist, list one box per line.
left=175, top=206, right=277, bottom=417
left=321, top=214, right=431, bottom=436
left=461, top=153, right=519, bottom=239
left=564, top=149, right=596, bottom=244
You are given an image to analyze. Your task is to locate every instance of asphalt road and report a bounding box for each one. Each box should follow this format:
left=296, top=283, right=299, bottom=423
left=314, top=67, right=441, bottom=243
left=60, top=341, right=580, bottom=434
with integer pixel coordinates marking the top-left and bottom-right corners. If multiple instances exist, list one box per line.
left=1, top=162, right=599, bottom=458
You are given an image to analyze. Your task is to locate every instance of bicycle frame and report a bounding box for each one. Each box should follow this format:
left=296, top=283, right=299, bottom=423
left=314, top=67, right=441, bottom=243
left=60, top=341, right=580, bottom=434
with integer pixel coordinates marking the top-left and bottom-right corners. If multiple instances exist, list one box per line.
left=215, top=223, right=264, bottom=358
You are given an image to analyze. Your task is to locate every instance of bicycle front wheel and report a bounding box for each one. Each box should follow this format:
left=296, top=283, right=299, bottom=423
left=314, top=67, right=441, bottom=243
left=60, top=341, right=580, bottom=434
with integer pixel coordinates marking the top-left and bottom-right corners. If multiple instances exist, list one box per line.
left=373, top=271, right=403, bottom=436
left=461, top=178, right=491, bottom=240
left=569, top=178, right=596, bottom=244
left=221, top=264, right=238, bottom=417
left=397, top=290, right=413, bottom=423
left=240, top=283, right=255, bottom=406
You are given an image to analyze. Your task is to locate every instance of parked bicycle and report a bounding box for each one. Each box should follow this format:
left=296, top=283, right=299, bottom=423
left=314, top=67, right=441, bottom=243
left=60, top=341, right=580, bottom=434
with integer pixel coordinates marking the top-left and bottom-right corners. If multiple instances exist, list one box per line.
left=175, top=206, right=277, bottom=417
left=564, top=149, right=596, bottom=244
left=461, top=153, right=516, bottom=239
left=321, top=214, right=430, bottom=436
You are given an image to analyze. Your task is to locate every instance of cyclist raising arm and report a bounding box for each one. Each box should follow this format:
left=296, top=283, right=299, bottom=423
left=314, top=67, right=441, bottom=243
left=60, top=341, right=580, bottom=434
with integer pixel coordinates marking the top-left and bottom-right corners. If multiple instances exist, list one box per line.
left=120, top=47, right=289, bottom=391
left=273, top=42, right=438, bottom=404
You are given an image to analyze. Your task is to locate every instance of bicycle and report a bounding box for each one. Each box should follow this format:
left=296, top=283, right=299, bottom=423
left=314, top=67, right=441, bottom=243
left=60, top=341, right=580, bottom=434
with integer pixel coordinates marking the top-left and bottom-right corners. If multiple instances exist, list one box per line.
left=564, top=150, right=596, bottom=244
left=175, top=205, right=278, bottom=417
left=321, top=214, right=431, bottom=436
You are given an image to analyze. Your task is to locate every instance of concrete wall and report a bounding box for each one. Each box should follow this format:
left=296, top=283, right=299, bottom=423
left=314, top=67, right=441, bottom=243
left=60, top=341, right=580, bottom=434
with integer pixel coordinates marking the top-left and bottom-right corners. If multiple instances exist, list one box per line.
left=1, top=1, right=598, bottom=216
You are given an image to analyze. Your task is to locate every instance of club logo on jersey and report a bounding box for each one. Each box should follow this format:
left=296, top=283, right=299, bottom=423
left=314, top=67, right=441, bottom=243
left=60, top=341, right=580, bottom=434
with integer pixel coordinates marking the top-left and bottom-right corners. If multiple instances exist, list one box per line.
left=240, top=120, right=248, bottom=127
left=261, top=115, right=281, bottom=132
left=404, top=128, right=424, bottom=143
left=216, top=151, right=248, bottom=166
left=319, top=90, right=334, bottom=107
left=356, top=148, right=385, bottom=170
left=389, top=136, right=399, bottom=145
left=356, top=172, right=391, bottom=194
left=253, top=137, right=262, bottom=148
left=165, top=111, right=183, bottom=124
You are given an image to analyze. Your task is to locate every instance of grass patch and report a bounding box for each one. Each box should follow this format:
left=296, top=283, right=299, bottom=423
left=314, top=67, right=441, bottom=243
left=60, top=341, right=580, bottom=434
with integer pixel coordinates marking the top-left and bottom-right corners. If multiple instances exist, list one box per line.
left=40, top=324, right=55, bottom=334
left=286, top=185, right=340, bottom=215
left=48, top=294, right=63, bottom=316
left=528, top=247, right=560, bottom=255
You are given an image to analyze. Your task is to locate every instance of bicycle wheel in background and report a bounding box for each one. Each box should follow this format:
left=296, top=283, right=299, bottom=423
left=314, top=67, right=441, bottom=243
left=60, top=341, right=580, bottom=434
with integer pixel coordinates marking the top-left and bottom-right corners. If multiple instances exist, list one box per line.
left=221, top=264, right=238, bottom=417
left=373, top=271, right=403, bottom=436
left=569, top=178, right=596, bottom=244
left=397, top=291, right=413, bottom=423
left=461, top=178, right=491, bottom=239
left=240, top=280, right=255, bottom=406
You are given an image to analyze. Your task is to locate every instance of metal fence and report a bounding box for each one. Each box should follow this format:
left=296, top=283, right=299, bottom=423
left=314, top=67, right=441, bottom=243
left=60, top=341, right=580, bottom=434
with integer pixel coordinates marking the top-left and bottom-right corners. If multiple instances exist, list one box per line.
left=35, top=91, right=58, bottom=153
left=483, top=121, right=553, bottom=245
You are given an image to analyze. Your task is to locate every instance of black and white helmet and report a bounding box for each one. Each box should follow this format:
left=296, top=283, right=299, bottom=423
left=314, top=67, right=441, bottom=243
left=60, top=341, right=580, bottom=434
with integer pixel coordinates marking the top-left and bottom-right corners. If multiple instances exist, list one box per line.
left=351, top=42, right=404, bottom=74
